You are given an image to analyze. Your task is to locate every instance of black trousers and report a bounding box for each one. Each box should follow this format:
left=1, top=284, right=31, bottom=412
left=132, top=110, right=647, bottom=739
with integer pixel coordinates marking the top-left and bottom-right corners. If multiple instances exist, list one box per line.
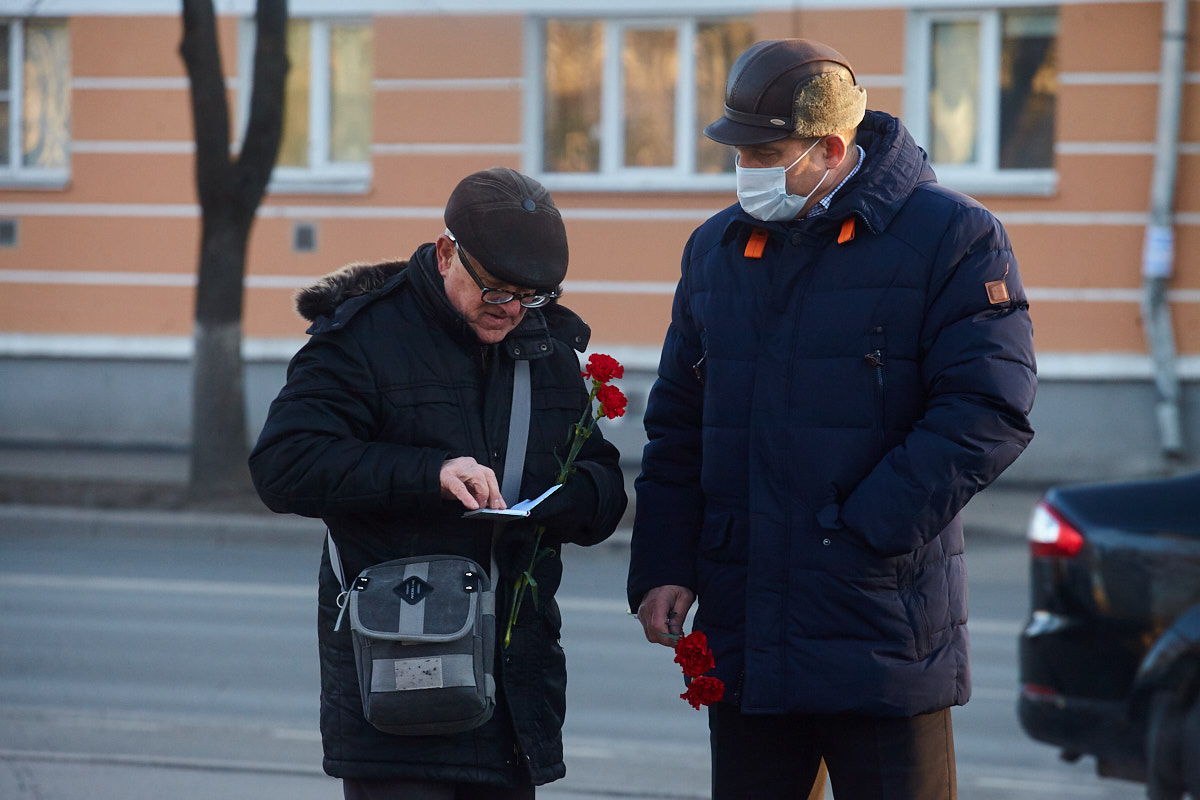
left=709, top=703, right=957, bottom=800
left=342, top=778, right=534, bottom=800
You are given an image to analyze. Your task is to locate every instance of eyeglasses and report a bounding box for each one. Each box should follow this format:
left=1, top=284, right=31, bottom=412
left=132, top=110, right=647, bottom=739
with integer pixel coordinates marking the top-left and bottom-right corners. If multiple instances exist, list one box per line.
left=453, top=241, right=558, bottom=309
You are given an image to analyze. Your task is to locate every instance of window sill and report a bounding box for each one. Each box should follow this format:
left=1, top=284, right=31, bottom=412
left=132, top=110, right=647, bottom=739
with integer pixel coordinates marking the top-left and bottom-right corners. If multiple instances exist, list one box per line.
left=267, top=166, right=371, bottom=196
left=536, top=172, right=735, bottom=194
left=0, top=171, right=71, bottom=191
left=934, top=168, right=1057, bottom=198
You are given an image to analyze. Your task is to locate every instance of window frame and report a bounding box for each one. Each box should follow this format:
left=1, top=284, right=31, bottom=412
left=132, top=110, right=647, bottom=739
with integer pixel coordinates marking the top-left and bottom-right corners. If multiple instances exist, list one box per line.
left=238, top=16, right=372, bottom=195
left=525, top=15, right=740, bottom=193
left=0, top=19, right=70, bottom=190
left=905, top=7, right=1057, bottom=196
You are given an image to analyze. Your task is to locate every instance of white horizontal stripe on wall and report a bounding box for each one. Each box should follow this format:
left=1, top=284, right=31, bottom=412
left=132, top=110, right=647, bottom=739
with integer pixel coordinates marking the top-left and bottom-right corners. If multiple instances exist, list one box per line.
left=2, top=271, right=1199, bottom=304
left=25, top=0, right=1179, bottom=16
left=374, top=78, right=523, bottom=91
left=72, top=141, right=196, bottom=154
left=2, top=333, right=1197, bottom=381
left=1056, top=142, right=1155, bottom=156
left=371, top=143, right=523, bottom=155
left=1059, top=72, right=1162, bottom=86
left=856, top=74, right=906, bottom=89
left=72, top=77, right=192, bottom=91
left=60, top=139, right=1200, bottom=160
left=5, top=204, right=1200, bottom=228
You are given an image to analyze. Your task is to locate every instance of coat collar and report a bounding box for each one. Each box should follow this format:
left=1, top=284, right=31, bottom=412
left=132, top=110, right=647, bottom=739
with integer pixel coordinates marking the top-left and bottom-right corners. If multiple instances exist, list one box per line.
left=297, top=243, right=591, bottom=358
left=719, top=109, right=936, bottom=243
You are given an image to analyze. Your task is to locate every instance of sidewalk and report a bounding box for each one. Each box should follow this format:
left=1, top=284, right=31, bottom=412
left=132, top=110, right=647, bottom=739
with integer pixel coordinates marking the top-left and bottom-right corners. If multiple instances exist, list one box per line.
left=0, top=442, right=1046, bottom=542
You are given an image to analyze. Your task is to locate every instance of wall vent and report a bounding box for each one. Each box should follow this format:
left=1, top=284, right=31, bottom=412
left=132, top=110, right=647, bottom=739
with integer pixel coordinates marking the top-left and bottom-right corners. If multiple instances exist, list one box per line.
left=293, top=222, right=317, bottom=253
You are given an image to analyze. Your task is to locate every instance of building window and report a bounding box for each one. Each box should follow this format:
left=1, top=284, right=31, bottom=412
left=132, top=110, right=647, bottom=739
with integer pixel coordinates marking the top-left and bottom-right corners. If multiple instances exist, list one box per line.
left=0, top=19, right=70, bottom=188
left=531, top=17, right=753, bottom=190
left=241, top=18, right=373, bottom=193
left=907, top=8, right=1057, bottom=195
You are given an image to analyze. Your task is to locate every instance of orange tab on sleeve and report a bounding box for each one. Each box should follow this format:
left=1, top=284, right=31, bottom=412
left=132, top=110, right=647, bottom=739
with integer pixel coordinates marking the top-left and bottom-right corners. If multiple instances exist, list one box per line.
left=744, top=227, right=769, bottom=259
left=838, top=217, right=856, bottom=245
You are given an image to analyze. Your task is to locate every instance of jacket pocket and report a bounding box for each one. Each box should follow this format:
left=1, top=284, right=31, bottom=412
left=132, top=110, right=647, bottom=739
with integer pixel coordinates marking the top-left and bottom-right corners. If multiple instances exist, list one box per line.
left=698, top=510, right=747, bottom=565
left=899, top=569, right=933, bottom=660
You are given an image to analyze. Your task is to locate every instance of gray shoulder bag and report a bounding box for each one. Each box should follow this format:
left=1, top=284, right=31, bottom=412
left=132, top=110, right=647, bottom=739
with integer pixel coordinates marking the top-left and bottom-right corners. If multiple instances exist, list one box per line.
left=327, top=360, right=530, bottom=736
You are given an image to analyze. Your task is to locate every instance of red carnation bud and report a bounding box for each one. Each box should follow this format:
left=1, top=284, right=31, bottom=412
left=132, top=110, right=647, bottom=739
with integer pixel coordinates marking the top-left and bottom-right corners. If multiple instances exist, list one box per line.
left=584, top=353, right=624, bottom=384
left=680, top=676, right=725, bottom=709
left=596, top=384, right=627, bottom=419
left=674, top=631, right=716, bottom=678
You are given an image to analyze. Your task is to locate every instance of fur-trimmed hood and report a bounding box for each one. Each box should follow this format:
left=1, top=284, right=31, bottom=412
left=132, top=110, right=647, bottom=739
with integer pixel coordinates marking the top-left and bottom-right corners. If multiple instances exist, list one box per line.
left=295, top=259, right=408, bottom=322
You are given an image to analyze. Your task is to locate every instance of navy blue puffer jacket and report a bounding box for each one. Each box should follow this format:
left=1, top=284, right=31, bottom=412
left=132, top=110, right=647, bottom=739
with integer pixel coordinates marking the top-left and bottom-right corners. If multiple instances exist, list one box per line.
left=628, top=111, right=1036, bottom=717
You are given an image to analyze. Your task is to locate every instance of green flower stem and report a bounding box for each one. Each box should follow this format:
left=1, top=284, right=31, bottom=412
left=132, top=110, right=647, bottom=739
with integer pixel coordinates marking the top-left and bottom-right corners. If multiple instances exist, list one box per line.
left=503, top=381, right=604, bottom=648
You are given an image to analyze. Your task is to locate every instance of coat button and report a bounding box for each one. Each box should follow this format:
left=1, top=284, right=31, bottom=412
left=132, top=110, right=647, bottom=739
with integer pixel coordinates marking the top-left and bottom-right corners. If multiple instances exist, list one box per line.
left=513, top=347, right=522, bottom=355
left=791, top=232, right=803, bottom=245
left=539, top=343, right=548, bottom=351
left=822, top=538, right=831, bottom=546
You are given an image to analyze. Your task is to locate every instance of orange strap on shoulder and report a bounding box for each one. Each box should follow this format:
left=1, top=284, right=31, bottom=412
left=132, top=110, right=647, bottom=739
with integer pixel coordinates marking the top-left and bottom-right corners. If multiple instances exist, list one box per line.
left=744, top=227, right=769, bottom=259
left=838, top=217, right=856, bottom=245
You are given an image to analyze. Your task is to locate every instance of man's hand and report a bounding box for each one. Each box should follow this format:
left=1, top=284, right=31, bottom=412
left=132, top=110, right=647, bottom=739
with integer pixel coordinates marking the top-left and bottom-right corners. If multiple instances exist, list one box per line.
left=440, top=457, right=504, bottom=510
left=637, top=584, right=696, bottom=647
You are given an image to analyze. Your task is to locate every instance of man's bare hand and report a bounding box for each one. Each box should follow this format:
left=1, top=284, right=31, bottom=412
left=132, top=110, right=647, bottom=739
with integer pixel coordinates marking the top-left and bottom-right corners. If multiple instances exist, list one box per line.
left=440, top=457, right=505, bottom=511
left=637, top=584, right=696, bottom=647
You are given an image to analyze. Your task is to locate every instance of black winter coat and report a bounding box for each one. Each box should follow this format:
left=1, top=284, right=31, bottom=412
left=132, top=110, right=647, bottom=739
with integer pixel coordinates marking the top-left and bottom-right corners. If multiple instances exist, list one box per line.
left=628, top=111, right=1036, bottom=717
left=250, top=245, right=627, bottom=786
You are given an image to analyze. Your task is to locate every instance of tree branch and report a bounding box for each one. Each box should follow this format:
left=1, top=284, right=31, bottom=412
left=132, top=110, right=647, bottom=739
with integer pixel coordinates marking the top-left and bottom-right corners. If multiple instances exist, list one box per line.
left=236, top=0, right=289, bottom=218
left=179, top=0, right=232, bottom=208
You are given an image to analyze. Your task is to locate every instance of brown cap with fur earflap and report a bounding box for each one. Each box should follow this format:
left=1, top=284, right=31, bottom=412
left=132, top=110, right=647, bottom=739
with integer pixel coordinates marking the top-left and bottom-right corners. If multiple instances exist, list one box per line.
left=704, top=39, right=867, bottom=146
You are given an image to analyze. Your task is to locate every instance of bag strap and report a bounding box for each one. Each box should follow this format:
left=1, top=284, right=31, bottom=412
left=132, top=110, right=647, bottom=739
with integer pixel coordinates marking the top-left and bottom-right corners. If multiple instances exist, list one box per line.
left=500, top=359, right=531, bottom=504
left=488, top=358, right=531, bottom=589
left=331, top=358, right=533, bottom=627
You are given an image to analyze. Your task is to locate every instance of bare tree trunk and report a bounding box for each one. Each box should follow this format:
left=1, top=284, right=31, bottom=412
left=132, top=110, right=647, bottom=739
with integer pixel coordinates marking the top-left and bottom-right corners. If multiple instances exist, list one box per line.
left=180, top=0, right=287, bottom=505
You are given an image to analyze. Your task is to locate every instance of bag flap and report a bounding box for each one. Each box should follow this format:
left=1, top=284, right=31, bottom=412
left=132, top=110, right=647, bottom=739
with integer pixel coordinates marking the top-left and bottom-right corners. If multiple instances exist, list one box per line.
left=348, top=555, right=489, bottom=642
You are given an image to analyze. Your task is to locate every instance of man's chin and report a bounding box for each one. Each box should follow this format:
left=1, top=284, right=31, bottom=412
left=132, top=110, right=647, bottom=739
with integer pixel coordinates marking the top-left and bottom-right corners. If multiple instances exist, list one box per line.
left=472, top=322, right=516, bottom=344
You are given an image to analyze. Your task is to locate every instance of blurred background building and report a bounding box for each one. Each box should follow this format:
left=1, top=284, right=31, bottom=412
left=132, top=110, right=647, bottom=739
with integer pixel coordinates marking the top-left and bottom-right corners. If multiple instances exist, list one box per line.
left=0, top=0, right=1197, bottom=481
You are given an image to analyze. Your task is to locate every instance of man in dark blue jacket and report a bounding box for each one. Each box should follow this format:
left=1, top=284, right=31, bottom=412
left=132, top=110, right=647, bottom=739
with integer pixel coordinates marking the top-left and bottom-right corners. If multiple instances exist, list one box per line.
left=628, top=39, right=1036, bottom=799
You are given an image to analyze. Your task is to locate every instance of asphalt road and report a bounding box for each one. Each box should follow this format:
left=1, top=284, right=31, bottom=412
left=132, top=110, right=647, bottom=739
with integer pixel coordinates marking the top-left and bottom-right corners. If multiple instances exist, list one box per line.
left=0, top=500, right=1148, bottom=800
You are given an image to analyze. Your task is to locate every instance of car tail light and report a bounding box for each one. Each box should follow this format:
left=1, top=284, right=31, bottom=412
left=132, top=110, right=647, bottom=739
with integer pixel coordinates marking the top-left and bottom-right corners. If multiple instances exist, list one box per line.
left=1027, top=502, right=1084, bottom=558
left=1021, top=683, right=1066, bottom=707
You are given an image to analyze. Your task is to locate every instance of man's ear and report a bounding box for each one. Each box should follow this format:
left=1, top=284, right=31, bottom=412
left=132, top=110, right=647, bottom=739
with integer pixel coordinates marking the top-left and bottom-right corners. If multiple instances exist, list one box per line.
left=435, top=234, right=455, bottom=277
left=822, top=134, right=849, bottom=169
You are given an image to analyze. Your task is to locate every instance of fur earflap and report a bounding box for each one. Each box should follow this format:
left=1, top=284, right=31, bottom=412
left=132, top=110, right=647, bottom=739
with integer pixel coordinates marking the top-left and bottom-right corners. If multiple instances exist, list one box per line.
left=294, top=260, right=407, bottom=321
left=793, top=72, right=867, bottom=138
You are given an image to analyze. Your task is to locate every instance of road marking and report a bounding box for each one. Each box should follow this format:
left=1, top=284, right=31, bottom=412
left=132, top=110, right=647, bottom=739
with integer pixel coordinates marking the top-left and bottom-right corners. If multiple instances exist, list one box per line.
left=0, top=573, right=1026, bottom=638
left=0, top=573, right=312, bottom=599
left=973, top=775, right=1106, bottom=794
left=0, top=748, right=326, bottom=777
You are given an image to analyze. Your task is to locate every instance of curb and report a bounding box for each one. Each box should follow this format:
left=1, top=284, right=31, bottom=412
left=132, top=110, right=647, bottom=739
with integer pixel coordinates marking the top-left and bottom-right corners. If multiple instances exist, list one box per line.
left=0, top=504, right=326, bottom=544
left=0, top=503, right=637, bottom=550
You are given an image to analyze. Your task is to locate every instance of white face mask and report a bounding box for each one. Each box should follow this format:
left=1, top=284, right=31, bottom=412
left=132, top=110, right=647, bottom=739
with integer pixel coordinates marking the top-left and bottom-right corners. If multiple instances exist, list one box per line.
left=735, top=138, right=830, bottom=222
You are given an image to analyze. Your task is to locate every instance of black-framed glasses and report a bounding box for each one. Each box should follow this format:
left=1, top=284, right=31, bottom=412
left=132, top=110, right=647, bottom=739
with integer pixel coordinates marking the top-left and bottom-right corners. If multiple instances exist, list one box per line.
left=453, top=241, right=558, bottom=309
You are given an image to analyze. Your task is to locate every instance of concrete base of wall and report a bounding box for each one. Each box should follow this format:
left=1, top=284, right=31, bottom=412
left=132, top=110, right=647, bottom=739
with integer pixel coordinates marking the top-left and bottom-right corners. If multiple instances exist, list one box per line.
left=2, top=354, right=1196, bottom=484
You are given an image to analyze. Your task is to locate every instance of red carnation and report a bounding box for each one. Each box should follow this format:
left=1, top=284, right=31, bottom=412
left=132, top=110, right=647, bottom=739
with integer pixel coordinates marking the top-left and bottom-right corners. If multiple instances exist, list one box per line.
left=584, top=353, right=624, bottom=384
left=680, top=676, right=725, bottom=710
left=674, top=631, right=716, bottom=678
left=596, top=384, right=627, bottom=419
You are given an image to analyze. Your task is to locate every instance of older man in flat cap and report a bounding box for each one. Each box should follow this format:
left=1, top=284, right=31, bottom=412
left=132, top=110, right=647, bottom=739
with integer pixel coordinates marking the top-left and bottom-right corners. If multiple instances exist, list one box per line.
left=251, top=167, right=627, bottom=799
left=629, top=39, right=1036, bottom=799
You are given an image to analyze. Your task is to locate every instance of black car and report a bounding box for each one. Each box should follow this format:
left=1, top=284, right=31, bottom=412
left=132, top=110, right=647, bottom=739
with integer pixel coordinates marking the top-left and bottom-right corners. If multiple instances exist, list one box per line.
left=1018, top=471, right=1200, bottom=797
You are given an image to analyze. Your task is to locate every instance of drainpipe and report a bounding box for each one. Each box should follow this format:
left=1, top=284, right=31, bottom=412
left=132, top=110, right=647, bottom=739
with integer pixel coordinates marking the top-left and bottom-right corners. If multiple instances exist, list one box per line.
left=1141, top=0, right=1188, bottom=458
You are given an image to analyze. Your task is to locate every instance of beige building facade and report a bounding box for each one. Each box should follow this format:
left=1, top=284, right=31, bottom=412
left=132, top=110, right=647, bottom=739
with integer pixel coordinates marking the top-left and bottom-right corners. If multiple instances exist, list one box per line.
left=1, top=0, right=1198, bottom=479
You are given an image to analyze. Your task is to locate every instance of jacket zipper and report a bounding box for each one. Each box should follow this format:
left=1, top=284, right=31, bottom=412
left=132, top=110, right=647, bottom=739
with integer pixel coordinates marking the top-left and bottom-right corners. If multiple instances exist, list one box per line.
left=866, top=349, right=886, bottom=450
